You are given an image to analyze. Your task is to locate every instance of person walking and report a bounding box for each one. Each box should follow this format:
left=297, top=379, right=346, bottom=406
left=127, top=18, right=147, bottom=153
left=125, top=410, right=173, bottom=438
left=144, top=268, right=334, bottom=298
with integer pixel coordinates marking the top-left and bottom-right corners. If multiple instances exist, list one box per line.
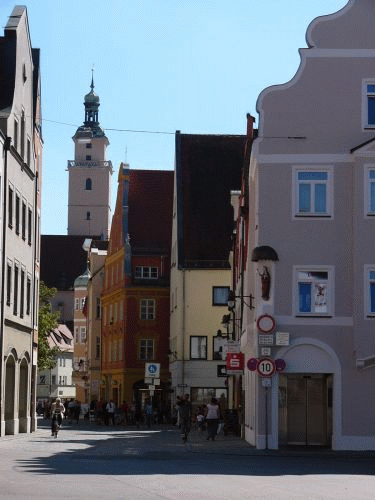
left=177, top=394, right=192, bottom=443
left=51, top=397, right=65, bottom=436
left=106, top=400, right=116, bottom=425
left=205, top=397, right=221, bottom=441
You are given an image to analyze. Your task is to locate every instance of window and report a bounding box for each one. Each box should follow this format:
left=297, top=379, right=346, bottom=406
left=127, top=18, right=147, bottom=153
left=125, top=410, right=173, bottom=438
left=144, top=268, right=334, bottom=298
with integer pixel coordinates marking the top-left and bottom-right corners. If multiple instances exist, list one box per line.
left=8, top=186, right=13, bottom=228
left=212, top=286, right=230, bottom=306
left=26, top=276, right=31, bottom=315
left=139, top=339, right=154, bottom=360
left=75, top=298, right=79, bottom=310
left=27, top=138, right=31, bottom=166
left=213, top=335, right=226, bottom=360
left=190, top=336, right=207, bottom=360
left=86, top=143, right=92, bottom=149
left=140, top=299, right=155, bottom=320
left=51, top=375, right=56, bottom=385
left=80, top=297, right=85, bottom=310
left=28, top=208, right=32, bottom=245
left=86, top=211, right=91, bottom=220
left=294, top=169, right=332, bottom=217
left=74, top=327, right=79, bottom=343
left=14, top=119, right=18, bottom=151
left=15, top=194, right=20, bottom=235
left=364, top=81, right=375, bottom=128
left=365, top=266, right=375, bottom=316
left=13, top=264, right=19, bottom=315
left=295, top=267, right=333, bottom=316
left=21, top=201, right=26, bottom=240
left=96, top=297, right=101, bottom=319
left=80, top=326, right=86, bottom=343
left=20, top=269, right=25, bottom=318
left=6, top=263, right=11, bottom=306
left=85, top=178, right=92, bottom=190
left=135, top=266, right=158, bottom=279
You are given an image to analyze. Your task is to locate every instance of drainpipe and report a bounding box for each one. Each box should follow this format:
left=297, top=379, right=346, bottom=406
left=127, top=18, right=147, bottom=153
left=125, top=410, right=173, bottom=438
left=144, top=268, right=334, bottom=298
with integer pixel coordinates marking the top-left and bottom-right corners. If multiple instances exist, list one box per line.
left=0, top=137, right=11, bottom=435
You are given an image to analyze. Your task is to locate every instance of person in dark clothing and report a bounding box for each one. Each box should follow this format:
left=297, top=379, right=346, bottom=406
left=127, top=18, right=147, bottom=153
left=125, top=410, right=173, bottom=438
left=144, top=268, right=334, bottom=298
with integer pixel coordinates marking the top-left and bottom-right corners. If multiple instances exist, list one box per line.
left=177, top=395, right=192, bottom=443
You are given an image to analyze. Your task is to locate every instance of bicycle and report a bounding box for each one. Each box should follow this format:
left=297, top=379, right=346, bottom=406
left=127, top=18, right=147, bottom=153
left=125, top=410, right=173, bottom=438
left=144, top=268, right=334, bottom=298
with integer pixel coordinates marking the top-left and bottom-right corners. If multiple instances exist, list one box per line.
left=51, top=418, right=60, bottom=438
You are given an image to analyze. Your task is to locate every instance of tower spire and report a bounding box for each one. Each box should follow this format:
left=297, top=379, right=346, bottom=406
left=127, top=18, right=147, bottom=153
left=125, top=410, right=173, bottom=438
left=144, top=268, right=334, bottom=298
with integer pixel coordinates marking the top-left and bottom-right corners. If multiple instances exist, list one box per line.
left=91, top=65, right=95, bottom=91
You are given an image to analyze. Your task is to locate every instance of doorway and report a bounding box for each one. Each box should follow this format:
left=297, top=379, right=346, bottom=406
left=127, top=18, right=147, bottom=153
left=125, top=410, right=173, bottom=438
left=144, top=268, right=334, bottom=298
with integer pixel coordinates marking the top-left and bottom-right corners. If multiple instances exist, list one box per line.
left=279, top=373, right=332, bottom=447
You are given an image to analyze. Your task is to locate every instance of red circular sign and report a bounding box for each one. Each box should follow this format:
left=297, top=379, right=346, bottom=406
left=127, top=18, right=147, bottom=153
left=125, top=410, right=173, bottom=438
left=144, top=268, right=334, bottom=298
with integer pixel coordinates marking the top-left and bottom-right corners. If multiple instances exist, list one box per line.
left=257, top=358, right=276, bottom=377
left=247, top=358, right=258, bottom=371
left=256, top=314, right=276, bottom=334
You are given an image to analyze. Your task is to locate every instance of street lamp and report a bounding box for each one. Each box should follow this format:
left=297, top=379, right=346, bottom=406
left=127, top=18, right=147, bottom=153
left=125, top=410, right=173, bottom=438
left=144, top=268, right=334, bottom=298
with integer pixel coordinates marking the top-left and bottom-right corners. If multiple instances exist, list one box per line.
left=227, top=290, right=255, bottom=311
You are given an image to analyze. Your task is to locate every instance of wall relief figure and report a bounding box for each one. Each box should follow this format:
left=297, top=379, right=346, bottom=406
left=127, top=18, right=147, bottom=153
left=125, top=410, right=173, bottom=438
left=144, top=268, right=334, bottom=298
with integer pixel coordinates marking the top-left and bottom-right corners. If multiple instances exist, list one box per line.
left=259, top=266, right=271, bottom=300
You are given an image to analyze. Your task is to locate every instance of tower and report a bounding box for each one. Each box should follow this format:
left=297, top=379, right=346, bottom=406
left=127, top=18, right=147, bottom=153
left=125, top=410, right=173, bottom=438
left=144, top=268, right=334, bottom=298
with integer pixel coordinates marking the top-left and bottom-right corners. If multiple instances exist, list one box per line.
left=67, top=76, right=113, bottom=238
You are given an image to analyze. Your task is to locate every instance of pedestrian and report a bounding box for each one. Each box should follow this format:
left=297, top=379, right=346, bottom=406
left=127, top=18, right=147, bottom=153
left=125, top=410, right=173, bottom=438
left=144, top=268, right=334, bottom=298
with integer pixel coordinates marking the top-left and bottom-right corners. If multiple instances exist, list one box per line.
left=121, top=400, right=129, bottom=425
left=106, top=400, right=116, bottom=425
left=176, top=394, right=192, bottom=442
left=196, top=409, right=205, bottom=433
left=205, top=397, right=221, bottom=441
left=144, top=399, right=153, bottom=427
left=73, top=400, right=81, bottom=424
left=50, top=397, right=65, bottom=436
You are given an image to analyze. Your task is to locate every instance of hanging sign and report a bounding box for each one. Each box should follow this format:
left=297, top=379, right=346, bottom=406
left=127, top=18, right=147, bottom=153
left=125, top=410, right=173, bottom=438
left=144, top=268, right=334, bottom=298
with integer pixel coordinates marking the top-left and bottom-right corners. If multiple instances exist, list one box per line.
left=226, top=352, right=244, bottom=374
left=256, top=314, right=276, bottom=334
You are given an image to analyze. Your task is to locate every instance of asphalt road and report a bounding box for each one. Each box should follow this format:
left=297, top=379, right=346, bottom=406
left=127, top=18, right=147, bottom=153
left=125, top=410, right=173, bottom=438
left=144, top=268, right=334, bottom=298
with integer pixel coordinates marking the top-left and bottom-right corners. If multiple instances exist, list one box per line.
left=0, top=419, right=374, bottom=500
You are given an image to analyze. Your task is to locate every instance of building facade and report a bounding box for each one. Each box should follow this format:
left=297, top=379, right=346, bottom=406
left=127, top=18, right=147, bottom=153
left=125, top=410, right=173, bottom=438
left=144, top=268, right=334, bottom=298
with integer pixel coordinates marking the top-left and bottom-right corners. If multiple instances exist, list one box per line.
left=0, top=6, right=41, bottom=435
left=101, top=164, right=173, bottom=412
left=37, top=324, right=75, bottom=402
left=242, top=0, right=375, bottom=450
left=169, top=133, right=245, bottom=410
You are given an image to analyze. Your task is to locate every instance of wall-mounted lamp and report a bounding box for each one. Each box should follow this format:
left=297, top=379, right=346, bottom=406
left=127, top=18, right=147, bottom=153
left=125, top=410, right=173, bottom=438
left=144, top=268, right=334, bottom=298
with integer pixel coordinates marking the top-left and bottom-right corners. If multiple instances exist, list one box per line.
left=167, top=349, right=177, bottom=359
left=227, top=290, right=255, bottom=311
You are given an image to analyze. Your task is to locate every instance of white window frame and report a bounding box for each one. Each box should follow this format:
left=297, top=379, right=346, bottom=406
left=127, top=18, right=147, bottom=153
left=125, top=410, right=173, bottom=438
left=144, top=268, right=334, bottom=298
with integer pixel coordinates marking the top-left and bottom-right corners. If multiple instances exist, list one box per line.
left=190, top=336, right=208, bottom=360
left=364, top=165, right=375, bottom=217
left=364, top=265, right=375, bottom=317
left=140, top=299, right=156, bottom=320
left=135, top=266, right=159, bottom=279
left=292, top=166, right=333, bottom=219
left=80, top=326, right=86, bottom=343
left=293, top=265, right=334, bottom=317
left=362, top=79, right=375, bottom=130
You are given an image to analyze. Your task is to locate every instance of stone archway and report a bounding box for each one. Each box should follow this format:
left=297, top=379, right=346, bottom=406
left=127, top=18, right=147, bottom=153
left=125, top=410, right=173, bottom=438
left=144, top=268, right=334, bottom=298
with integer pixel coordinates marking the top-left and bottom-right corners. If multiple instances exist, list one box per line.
left=18, top=358, right=29, bottom=433
left=5, top=355, right=16, bottom=435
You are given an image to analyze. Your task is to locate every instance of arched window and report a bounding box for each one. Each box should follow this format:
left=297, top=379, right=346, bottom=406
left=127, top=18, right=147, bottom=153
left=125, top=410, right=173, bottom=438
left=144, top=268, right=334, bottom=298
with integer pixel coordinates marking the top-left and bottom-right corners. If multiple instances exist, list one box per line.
left=85, top=178, right=92, bottom=190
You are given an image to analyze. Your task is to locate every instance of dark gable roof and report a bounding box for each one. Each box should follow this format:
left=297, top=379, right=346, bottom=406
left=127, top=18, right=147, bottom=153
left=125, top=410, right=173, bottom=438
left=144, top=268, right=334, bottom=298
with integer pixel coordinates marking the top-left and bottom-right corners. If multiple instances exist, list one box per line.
left=176, top=133, right=245, bottom=268
left=40, top=235, right=93, bottom=290
left=128, top=169, right=174, bottom=254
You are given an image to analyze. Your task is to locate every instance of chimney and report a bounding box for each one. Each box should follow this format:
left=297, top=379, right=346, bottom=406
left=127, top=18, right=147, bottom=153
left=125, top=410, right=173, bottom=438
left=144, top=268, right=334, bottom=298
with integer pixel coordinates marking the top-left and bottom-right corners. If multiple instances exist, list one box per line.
left=246, top=113, right=255, bottom=139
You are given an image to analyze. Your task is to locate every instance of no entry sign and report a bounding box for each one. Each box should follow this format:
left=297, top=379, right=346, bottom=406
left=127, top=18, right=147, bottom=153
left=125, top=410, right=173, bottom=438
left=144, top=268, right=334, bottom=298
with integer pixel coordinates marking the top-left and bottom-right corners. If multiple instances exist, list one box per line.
left=256, top=358, right=276, bottom=378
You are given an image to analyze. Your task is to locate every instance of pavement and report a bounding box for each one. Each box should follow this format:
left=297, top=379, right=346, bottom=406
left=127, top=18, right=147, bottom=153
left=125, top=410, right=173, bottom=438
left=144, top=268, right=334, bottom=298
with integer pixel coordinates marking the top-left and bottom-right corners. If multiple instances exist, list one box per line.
left=7, top=417, right=375, bottom=460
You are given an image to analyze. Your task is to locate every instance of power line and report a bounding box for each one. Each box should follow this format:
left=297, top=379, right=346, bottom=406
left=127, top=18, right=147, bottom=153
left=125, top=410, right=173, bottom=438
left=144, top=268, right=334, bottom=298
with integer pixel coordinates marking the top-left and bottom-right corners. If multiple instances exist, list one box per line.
left=42, top=118, right=175, bottom=135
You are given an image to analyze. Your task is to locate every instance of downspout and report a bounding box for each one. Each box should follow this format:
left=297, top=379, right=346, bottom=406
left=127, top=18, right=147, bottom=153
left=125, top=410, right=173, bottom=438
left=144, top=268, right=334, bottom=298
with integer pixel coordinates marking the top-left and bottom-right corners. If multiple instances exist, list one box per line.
left=30, top=166, right=38, bottom=432
left=181, top=270, right=185, bottom=388
left=0, top=137, right=11, bottom=435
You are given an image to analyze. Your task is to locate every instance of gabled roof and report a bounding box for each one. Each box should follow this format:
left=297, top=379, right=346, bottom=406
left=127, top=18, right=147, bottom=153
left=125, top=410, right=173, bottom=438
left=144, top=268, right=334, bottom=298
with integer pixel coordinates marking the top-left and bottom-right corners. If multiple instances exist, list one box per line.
left=176, top=133, right=246, bottom=269
left=48, top=324, right=74, bottom=352
left=108, top=167, right=174, bottom=256
left=350, top=137, right=375, bottom=154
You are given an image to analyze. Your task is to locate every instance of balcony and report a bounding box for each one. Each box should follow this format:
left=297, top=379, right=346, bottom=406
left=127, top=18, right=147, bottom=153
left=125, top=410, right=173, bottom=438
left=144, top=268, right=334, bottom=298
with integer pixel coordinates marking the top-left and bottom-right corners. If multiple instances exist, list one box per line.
left=67, top=160, right=113, bottom=172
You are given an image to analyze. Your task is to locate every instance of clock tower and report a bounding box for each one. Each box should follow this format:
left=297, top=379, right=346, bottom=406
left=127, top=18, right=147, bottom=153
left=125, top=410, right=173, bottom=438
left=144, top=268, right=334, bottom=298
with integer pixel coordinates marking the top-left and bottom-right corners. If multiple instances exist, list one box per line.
left=67, top=76, right=113, bottom=237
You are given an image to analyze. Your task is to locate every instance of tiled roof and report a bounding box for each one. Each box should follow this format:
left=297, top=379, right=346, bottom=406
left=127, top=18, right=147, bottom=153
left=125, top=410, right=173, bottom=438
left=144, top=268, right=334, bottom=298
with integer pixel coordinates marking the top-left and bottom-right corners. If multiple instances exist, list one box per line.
left=41, top=235, right=94, bottom=290
left=108, top=168, right=174, bottom=256
left=47, top=324, right=74, bottom=352
left=176, top=133, right=246, bottom=268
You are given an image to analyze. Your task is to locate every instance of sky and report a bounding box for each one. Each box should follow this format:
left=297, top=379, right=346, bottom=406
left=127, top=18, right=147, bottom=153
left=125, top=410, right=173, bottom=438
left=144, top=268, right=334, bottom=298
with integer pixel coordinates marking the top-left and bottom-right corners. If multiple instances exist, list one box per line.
left=0, top=0, right=348, bottom=235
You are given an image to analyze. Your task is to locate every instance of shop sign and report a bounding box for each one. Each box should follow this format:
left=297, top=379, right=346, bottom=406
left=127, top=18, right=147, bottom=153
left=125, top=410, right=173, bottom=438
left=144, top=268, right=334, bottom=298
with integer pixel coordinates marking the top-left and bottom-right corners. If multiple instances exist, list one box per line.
left=226, top=352, right=244, bottom=374
left=217, top=365, right=227, bottom=377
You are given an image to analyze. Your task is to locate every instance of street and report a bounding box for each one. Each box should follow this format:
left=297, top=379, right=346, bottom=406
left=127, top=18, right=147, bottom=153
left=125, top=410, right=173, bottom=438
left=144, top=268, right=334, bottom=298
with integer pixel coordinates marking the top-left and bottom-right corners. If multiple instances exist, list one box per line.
left=0, top=419, right=374, bottom=500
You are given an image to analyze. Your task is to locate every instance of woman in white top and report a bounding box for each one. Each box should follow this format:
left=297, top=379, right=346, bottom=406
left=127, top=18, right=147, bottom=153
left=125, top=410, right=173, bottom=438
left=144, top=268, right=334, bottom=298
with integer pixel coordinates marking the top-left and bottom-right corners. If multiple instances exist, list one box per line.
left=51, top=397, right=65, bottom=435
left=205, top=398, right=221, bottom=441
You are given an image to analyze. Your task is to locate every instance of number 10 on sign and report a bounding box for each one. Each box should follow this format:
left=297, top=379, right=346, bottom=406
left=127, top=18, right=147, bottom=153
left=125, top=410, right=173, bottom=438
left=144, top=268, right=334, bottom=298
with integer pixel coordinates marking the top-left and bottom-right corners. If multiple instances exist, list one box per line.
left=257, top=358, right=276, bottom=378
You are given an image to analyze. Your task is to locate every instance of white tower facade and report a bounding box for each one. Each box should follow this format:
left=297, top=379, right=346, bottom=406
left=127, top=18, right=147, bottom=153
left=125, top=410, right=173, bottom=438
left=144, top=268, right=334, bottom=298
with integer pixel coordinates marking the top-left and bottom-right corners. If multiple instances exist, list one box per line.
left=67, top=78, right=113, bottom=238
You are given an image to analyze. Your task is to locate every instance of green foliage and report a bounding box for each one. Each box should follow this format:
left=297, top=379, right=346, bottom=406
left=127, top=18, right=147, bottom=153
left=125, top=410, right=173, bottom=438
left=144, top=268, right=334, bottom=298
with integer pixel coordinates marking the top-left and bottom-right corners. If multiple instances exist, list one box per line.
left=37, top=282, right=60, bottom=370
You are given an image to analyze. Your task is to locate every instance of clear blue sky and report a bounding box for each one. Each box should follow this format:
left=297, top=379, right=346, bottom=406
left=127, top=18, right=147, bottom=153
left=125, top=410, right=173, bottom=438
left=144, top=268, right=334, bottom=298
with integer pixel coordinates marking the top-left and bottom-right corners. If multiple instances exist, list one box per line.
left=0, top=0, right=347, bottom=235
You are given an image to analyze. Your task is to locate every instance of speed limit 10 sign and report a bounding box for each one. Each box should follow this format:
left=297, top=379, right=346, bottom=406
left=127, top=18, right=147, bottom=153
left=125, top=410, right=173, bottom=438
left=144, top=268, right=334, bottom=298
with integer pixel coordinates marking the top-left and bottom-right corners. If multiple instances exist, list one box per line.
left=257, top=358, right=276, bottom=378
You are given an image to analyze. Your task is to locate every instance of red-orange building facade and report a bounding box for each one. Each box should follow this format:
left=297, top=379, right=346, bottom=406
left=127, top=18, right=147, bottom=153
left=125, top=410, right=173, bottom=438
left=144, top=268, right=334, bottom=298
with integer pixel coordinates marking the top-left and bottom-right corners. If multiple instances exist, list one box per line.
left=101, top=165, right=173, bottom=413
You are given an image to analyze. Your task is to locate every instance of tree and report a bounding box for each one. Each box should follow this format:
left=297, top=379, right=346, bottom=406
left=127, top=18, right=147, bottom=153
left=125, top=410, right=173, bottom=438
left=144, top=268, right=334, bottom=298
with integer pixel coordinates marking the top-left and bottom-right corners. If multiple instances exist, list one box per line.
left=38, top=282, right=60, bottom=370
